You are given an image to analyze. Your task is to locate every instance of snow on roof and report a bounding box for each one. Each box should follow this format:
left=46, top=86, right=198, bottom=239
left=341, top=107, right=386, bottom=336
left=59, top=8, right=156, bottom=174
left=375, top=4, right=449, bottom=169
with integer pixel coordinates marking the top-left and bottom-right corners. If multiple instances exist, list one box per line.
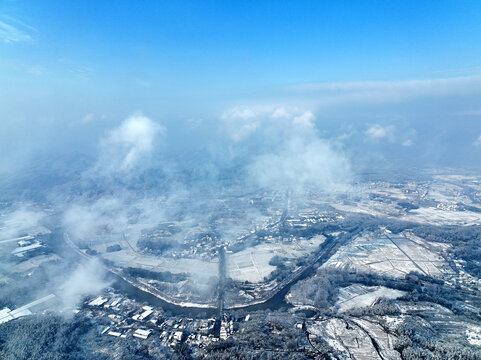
left=88, top=296, right=108, bottom=306
left=133, top=329, right=152, bottom=339
left=139, top=309, right=153, bottom=320
left=11, top=242, right=43, bottom=255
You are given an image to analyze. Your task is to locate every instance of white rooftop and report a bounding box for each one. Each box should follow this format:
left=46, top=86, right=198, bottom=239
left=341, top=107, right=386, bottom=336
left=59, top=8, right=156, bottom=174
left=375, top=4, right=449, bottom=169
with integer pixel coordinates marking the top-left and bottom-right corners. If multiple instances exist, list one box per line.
left=133, top=329, right=152, bottom=339
left=88, top=296, right=108, bottom=306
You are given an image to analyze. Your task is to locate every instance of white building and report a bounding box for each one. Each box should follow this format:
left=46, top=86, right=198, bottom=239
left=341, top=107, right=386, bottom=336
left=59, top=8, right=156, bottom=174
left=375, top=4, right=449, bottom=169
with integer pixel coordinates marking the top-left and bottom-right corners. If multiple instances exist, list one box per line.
left=11, top=242, right=43, bottom=257
left=139, top=309, right=153, bottom=321
left=174, top=330, right=183, bottom=342
left=0, top=294, right=55, bottom=324
left=219, top=326, right=228, bottom=340
left=133, top=329, right=152, bottom=340
left=88, top=296, right=108, bottom=306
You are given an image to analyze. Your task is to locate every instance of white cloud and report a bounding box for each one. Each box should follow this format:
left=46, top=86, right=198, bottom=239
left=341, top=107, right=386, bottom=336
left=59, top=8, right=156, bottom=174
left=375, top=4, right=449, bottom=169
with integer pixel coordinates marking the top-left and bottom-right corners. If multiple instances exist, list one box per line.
left=271, top=107, right=291, bottom=119
left=365, top=124, right=395, bottom=140
left=221, top=106, right=318, bottom=142
left=221, top=106, right=259, bottom=120
left=220, top=106, right=262, bottom=142
left=97, top=113, right=164, bottom=173
left=292, top=111, right=315, bottom=129
left=220, top=105, right=351, bottom=193
left=402, top=139, right=413, bottom=147
left=225, top=120, right=260, bottom=142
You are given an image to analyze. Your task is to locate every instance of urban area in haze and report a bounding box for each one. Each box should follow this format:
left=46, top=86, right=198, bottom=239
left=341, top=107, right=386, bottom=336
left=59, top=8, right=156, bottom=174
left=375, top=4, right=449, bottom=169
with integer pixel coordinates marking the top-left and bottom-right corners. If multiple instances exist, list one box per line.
left=2, top=1, right=481, bottom=359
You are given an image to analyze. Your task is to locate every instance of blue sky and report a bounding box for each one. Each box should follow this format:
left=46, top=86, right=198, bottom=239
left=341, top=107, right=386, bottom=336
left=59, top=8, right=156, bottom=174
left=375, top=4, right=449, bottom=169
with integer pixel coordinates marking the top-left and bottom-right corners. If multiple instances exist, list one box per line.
left=2, top=1, right=481, bottom=103
left=1, top=1, right=481, bottom=172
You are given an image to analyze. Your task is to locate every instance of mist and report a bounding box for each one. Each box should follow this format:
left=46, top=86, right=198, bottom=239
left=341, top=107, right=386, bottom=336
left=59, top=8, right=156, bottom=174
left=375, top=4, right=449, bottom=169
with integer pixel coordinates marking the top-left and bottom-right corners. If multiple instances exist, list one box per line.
left=1, top=1, right=481, bottom=326
left=58, top=258, right=110, bottom=310
left=2, top=76, right=481, bottom=311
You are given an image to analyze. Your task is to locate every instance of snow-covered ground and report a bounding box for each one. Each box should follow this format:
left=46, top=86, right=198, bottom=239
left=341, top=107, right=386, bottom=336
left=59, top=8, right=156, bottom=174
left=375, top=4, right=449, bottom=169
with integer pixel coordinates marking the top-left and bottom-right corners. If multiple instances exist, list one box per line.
left=323, top=229, right=451, bottom=278
left=228, top=235, right=325, bottom=282
left=335, top=284, right=405, bottom=312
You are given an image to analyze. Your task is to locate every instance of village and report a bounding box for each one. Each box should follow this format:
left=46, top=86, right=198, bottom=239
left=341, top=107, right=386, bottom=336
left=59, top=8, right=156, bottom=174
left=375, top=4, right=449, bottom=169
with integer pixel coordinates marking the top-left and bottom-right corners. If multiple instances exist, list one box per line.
left=80, top=287, right=239, bottom=350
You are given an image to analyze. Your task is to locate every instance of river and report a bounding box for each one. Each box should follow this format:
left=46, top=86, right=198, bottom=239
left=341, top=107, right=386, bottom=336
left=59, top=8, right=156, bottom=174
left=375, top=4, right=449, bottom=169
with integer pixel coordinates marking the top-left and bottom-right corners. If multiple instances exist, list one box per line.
left=110, top=228, right=359, bottom=318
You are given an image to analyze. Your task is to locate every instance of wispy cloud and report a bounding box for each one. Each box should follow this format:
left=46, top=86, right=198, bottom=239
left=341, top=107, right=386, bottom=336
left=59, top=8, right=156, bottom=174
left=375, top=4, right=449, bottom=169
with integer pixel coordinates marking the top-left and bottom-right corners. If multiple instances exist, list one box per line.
left=402, top=139, right=413, bottom=147
left=58, top=58, right=95, bottom=79
left=0, top=15, right=38, bottom=43
left=285, top=76, right=481, bottom=107
left=474, top=135, right=481, bottom=147
left=186, top=118, right=203, bottom=129
left=363, top=123, right=416, bottom=147
left=26, top=65, right=46, bottom=76
left=78, top=113, right=94, bottom=124
left=430, top=66, right=481, bottom=77
left=455, top=110, right=481, bottom=116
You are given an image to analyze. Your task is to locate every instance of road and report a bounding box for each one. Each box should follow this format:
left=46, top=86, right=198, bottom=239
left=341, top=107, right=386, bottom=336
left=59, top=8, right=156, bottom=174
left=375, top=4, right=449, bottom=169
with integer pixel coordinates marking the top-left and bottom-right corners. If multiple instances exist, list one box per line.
left=218, top=246, right=226, bottom=316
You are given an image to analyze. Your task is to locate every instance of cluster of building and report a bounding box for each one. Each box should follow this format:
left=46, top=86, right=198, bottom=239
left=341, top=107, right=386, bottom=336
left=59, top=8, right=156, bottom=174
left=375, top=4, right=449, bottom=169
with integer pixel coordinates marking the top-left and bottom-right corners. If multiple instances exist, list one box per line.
left=284, top=211, right=340, bottom=229
left=9, top=234, right=47, bottom=258
left=175, top=233, right=221, bottom=261
left=138, top=193, right=284, bottom=262
left=160, top=317, right=217, bottom=347
left=82, top=288, right=242, bottom=349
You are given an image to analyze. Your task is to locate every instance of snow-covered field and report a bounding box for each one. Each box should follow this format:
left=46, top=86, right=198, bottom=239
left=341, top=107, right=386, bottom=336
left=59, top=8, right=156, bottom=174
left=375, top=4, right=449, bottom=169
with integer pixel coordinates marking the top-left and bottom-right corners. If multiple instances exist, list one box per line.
left=402, top=206, right=481, bottom=226
left=308, top=317, right=401, bottom=360
left=99, top=244, right=218, bottom=277
left=336, top=284, right=405, bottom=312
left=323, top=229, right=450, bottom=278
left=228, top=235, right=325, bottom=282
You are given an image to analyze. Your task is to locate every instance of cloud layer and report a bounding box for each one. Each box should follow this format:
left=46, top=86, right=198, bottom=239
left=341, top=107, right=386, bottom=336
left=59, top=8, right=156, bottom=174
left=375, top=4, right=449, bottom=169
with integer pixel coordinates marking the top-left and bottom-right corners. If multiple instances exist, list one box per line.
left=285, top=76, right=481, bottom=108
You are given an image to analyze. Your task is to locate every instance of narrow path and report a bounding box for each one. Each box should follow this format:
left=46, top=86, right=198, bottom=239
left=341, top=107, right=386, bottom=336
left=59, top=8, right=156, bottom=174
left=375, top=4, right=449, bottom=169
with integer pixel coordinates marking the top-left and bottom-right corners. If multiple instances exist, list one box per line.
left=122, top=231, right=137, bottom=252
